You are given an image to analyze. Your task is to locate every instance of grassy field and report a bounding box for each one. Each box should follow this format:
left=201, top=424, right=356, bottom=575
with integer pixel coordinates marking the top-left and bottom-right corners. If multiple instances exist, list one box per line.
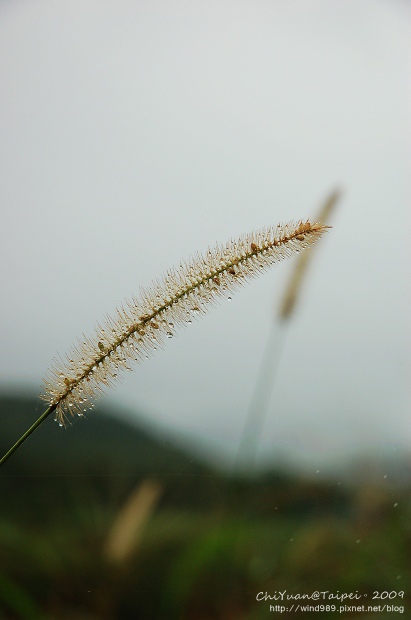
left=1, top=395, right=410, bottom=619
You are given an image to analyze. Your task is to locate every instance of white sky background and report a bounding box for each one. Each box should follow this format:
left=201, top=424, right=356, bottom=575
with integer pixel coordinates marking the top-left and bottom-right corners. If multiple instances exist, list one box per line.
left=0, top=0, right=409, bottom=473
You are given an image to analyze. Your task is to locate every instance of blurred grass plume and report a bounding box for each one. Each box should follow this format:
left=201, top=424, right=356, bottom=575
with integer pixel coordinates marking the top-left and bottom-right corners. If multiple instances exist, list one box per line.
left=237, top=190, right=340, bottom=470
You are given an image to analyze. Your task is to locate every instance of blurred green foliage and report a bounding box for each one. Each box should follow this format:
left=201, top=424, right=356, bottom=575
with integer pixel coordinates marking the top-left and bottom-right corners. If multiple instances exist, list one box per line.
left=1, top=395, right=410, bottom=619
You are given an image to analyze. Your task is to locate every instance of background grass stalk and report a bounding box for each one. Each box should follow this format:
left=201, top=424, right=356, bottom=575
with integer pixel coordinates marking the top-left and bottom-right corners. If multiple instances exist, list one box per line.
left=235, top=191, right=340, bottom=473
left=236, top=322, right=287, bottom=472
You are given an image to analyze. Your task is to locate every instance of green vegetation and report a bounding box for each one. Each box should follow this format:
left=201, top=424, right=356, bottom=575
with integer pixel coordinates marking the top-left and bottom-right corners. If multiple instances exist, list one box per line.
left=1, top=394, right=410, bottom=619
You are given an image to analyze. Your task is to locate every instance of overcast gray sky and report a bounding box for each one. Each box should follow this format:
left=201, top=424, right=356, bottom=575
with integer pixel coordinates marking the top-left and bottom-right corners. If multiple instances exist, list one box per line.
left=0, top=0, right=409, bottom=473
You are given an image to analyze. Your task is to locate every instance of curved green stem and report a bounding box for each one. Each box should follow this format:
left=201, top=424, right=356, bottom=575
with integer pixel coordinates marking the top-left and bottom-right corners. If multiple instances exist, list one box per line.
left=0, top=404, right=57, bottom=467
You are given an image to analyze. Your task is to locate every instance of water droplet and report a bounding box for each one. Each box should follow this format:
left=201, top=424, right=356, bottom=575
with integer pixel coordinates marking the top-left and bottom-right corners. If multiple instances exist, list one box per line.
left=394, top=502, right=398, bottom=507
left=166, top=332, right=173, bottom=338
left=187, top=319, right=192, bottom=324
left=59, top=422, right=63, bottom=427
left=68, top=403, right=73, bottom=407
left=192, top=307, right=201, bottom=315
left=289, top=538, right=294, bottom=542
left=356, top=539, right=361, bottom=544
left=316, top=470, right=320, bottom=474
left=383, top=474, right=388, bottom=479
left=168, top=322, right=174, bottom=328
left=227, top=296, right=232, bottom=301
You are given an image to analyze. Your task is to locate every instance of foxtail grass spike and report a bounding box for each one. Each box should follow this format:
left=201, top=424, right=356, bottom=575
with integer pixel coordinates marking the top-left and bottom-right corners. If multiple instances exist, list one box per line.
left=0, top=220, right=329, bottom=467
left=40, top=220, right=329, bottom=426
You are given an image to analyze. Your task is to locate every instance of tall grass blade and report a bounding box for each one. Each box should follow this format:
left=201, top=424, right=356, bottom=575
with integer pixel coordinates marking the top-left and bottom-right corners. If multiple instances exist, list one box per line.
left=236, top=192, right=339, bottom=471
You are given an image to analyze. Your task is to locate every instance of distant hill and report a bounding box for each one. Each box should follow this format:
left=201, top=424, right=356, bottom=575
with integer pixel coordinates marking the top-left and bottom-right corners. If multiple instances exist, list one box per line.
left=0, top=392, right=211, bottom=477
left=0, top=392, right=226, bottom=520
left=2, top=392, right=409, bottom=523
